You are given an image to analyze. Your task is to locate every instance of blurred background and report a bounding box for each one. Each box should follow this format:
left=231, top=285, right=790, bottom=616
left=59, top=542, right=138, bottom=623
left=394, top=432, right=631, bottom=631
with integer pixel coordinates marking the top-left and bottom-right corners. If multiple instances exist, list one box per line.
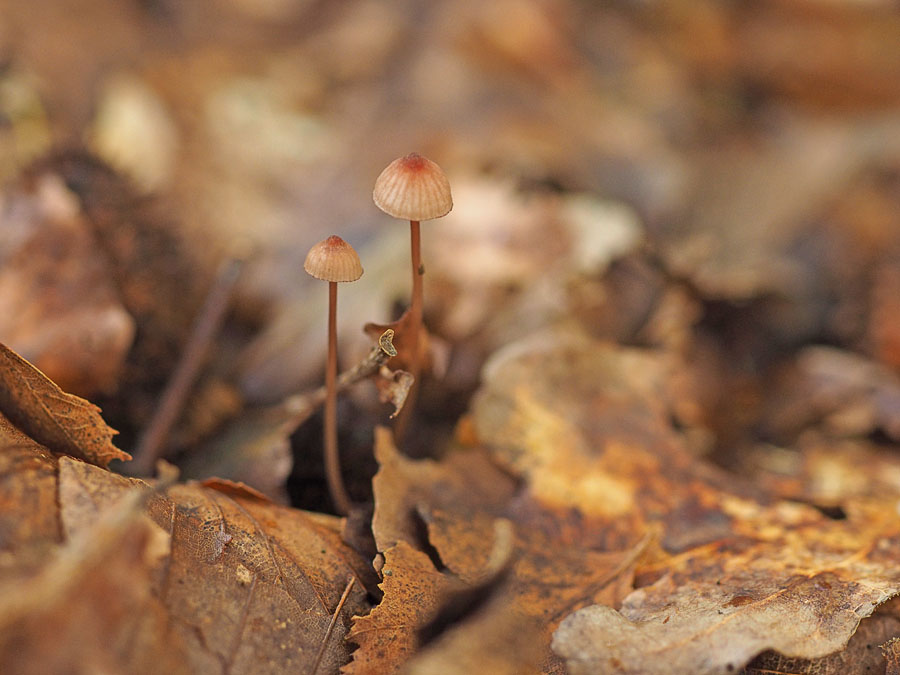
left=2, top=0, right=900, bottom=509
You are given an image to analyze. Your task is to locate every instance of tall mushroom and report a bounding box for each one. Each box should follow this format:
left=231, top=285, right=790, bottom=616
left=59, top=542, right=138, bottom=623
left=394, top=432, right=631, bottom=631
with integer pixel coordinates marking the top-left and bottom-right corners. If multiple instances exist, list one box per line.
left=372, top=153, right=452, bottom=434
left=304, top=235, right=363, bottom=515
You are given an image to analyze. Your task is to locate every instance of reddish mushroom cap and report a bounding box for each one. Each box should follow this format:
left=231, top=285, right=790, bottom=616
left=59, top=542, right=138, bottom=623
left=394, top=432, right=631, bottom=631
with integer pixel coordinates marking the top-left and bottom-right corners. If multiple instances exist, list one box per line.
left=304, top=235, right=363, bottom=282
left=373, top=152, right=453, bottom=221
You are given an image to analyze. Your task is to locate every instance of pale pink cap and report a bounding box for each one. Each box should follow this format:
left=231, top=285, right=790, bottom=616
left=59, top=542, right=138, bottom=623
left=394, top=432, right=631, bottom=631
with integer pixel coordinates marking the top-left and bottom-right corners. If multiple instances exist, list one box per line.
left=373, top=152, right=453, bottom=221
left=304, top=235, right=363, bottom=282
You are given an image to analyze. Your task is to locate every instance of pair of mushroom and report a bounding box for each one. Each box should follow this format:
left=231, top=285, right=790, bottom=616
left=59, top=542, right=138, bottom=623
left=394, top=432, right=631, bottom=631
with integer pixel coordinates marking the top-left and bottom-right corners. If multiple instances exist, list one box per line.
left=304, top=153, right=452, bottom=515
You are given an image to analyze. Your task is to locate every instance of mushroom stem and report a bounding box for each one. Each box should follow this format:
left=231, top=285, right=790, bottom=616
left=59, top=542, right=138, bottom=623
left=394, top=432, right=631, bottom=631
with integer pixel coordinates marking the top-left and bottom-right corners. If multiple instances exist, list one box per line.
left=409, top=219, right=423, bottom=359
left=325, top=280, right=352, bottom=515
left=395, top=220, right=423, bottom=440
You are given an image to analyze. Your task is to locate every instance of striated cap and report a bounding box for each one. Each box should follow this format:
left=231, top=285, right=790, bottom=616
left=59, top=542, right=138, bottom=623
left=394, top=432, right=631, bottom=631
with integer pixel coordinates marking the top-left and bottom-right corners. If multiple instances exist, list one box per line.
left=304, top=235, right=363, bottom=282
left=373, top=152, right=453, bottom=221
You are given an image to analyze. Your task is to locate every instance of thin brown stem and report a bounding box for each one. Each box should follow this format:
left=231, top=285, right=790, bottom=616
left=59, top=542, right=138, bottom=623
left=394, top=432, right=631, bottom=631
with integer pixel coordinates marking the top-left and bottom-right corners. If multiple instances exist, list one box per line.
left=394, top=220, right=423, bottom=440
left=309, top=575, right=356, bottom=675
left=409, top=220, right=423, bottom=327
left=132, top=256, right=242, bottom=475
left=324, top=281, right=352, bottom=515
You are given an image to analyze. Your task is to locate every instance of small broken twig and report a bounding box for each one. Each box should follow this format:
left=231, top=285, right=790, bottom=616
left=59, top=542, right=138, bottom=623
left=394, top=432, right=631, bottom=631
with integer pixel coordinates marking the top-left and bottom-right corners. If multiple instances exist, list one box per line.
left=280, top=329, right=398, bottom=426
left=309, top=575, right=356, bottom=675
left=132, top=256, right=243, bottom=475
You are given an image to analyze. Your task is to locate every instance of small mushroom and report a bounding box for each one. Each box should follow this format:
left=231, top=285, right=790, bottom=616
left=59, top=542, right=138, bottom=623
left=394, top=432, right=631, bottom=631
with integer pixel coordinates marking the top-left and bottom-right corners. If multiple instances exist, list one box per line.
left=372, top=153, right=452, bottom=434
left=304, top=235, right=363, bottom=515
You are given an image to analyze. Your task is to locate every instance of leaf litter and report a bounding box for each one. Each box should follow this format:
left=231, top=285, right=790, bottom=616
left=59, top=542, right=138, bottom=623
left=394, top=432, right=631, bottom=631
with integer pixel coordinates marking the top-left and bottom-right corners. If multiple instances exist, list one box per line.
left=4, top=1, right=900, bottom=673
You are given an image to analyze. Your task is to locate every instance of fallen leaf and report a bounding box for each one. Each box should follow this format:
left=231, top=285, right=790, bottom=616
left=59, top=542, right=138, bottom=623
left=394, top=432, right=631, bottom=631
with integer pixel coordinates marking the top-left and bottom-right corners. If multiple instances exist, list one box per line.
left=375, top=366, right=414, bottom=419
left=465, top=328, right=900, bottom=674
left=0, top=436, right=373, bottom=674
left=0, top=341, right=129, bottom=467
left=885, top=636, right=900, bottom=675
left=0, top=413, right=62, bottom=565
left=746, top=597, right=900, bottom=674
left=471, top=328, right=742, bottom=551
left=0, top=484, right=190, bottom=675
left=762, top=346, right=900, bottom=443
left=0, top=171, right=135, bottom=397
left=344, top=540, right=456, bottom=675
left=348, top=427, right=645, bottom=673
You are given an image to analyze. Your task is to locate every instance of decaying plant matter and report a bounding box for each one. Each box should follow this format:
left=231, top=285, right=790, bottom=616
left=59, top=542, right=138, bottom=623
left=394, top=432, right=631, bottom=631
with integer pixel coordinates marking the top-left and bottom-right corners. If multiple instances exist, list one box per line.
left=3, top=3, right=900, bottom=672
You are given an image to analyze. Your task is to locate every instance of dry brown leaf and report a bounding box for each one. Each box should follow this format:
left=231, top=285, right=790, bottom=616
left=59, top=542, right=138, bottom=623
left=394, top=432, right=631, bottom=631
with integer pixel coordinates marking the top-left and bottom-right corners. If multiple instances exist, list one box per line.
left=369, top=426, right=516, bottom=555
left=0, top=413, right=62, bottom=566
left=472, top=329, right=742, bottom=551
left=344, top=541, right=456, bottom=675
left=0, top=485, right=190, bottom=675
left=464, top=329, right=900, bottom=674
left=0, top=342, right=129, bottom=467
left=762, top=346, right=900, bottom=444
left=0, top=438, right=373, bottom=674
left=0, top=171, right=134, bottom=396
left=745, top=599, right=900, bottom=674
left=349, top=427, right=645, bottom=674
left=401, top=590, right=547, bottom=675
left=553, top=550, right=900, bottom=675
left=885, top=636, right=900, bottom=675
left=738, top=435, right=900, bottom=507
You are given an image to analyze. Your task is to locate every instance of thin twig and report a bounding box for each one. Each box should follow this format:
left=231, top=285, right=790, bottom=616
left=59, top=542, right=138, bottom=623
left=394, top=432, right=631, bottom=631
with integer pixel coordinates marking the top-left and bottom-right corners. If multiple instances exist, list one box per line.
left=132, top=257, right=243, bottom=475
left=310, top=575, right=356, bottom=675
left=280, top=329, right=397, bottom=427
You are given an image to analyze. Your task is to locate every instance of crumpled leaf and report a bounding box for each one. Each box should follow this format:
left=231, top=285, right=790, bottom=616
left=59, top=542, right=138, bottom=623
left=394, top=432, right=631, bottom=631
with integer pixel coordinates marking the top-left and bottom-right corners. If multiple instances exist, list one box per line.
left=375, top=366, right=415, bottom=419
left=348, top=427, right=644, bottom=674
left=0, top=341, right=129, bottom=467
left=0, top=435, right=372, bottom=674
left=344, top=541, right=456, bottom=675
left=746, top=598, right=900, bottom=675
left=0, top=480, right=190, bottom=675
left=553, top=547, right=900, bottom=675
left=464, top=328, right=900, bottom=674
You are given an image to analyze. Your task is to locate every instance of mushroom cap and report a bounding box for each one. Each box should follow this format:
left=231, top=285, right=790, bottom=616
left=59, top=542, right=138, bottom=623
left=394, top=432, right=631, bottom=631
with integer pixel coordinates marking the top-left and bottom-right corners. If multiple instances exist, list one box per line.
left=304, top=235, right=364, bottom=282
left=373, top=152, right=453, bottom=221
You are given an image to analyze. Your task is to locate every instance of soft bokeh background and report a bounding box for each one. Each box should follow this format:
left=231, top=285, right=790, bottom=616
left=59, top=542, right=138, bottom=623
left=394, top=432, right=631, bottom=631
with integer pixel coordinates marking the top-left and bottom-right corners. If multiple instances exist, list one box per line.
left=2, top=0, right=900, bottom=505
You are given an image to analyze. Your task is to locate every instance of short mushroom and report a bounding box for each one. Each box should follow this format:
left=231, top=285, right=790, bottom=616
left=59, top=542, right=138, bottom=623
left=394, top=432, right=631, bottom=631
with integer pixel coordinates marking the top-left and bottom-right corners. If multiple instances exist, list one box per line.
left=304, top=235, right=363, bottom=515
left=373, top=153, right=452, bottom=433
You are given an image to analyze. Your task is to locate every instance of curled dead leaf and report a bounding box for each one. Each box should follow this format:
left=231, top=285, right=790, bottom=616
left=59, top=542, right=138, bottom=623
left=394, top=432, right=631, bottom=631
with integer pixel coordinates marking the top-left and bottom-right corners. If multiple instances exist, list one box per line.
left=376, top=366, right=414, bottom=419
left=0, top=438, right=373, bottom=674
left=0, top=342, right=129, bottom=467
